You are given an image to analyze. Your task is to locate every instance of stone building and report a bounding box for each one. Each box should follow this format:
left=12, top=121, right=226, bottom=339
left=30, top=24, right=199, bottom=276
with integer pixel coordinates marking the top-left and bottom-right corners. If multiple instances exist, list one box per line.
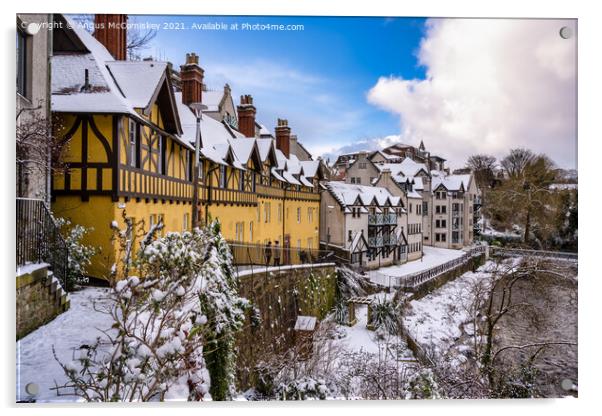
left=320, top=181, right=414, bottom=269
left=16, top=14, right=52, bottom=202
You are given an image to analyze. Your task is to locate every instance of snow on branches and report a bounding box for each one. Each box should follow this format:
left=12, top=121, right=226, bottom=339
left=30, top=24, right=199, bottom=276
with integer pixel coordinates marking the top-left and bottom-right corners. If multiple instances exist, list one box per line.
left=53, top=215, right=249, bottom=401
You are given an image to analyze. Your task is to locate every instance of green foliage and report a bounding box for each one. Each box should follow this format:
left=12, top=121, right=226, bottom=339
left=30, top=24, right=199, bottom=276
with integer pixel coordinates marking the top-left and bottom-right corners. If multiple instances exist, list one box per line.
left=334, top=301, right=348, bottom=325
left=370, top=297, right=401, bottom=334
left=492, top=364, right=539, bottom=398
left=406, top=369, right=441, bottom=399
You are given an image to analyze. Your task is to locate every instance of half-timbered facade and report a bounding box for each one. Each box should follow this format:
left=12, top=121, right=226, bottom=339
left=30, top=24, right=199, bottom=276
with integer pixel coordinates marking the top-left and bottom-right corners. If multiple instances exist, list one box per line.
left=50, top=14, right=324, bottom=279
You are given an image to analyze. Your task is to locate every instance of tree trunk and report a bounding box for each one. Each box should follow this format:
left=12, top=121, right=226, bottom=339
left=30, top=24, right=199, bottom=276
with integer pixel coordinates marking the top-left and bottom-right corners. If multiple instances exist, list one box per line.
left=524, top=208, right=531, bottom=243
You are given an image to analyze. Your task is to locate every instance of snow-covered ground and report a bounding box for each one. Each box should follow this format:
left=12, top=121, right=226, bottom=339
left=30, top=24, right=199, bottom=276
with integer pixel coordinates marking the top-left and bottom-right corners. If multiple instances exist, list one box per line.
left=403, top=269, right=482, bottom=361
left=402, top=261, right=516, bottom=368
left=16, top=287, right=113, bottom=402
left=369, top=246, right=465, bottom=286
left=332, top=292, right=413, bottom=359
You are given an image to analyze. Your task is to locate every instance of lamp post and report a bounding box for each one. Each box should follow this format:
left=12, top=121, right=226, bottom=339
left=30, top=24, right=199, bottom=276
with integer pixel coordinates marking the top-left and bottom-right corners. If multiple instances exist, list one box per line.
left=189, top=102, right=207, bottom=229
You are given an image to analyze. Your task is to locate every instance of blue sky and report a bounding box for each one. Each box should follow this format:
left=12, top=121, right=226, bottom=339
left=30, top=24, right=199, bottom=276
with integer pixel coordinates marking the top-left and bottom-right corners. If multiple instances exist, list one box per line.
left=102, top=15, right=576, bottom=169
left=132, top=15, right=428, bottom=161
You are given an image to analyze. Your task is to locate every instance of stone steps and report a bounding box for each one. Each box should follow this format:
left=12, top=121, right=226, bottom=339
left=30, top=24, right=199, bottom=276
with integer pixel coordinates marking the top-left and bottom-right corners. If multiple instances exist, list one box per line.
left=45, top=271, right=70, bottom=312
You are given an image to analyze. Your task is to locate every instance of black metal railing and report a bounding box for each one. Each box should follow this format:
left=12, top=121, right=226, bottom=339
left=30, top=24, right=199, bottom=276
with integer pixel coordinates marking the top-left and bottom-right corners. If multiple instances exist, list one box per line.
left=227, top=240, right=334, bottom=268
left=16, top=198, right=69, bottom=290
left=375, top=245, right=486, bottom=290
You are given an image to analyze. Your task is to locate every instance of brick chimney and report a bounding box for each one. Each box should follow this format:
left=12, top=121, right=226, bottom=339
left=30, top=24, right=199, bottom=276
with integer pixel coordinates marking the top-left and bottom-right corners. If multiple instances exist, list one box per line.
left=93, top=15, right=128, bottom=60
left=275, top=118, right=291, bottom=158
left=180, top=53, right=204, bottom=106
left=237, top=95, right=256, bottom=138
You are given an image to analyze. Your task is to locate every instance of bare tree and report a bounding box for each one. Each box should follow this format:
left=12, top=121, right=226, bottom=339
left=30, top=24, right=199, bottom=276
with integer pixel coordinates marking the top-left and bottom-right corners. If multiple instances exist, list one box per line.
left=16, top=109, right=69, bottom=200
left=466, top=154, right=497, bottom=191
left=463, top=257, right=575, bottom=396
left=500, top=148, right=535, bottom=179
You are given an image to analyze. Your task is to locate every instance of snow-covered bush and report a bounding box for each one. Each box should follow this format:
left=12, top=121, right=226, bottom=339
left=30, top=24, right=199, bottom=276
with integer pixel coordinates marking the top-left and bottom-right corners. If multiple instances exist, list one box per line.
left=336, top=348, right=441, bottom=400
left=275, top=377, right=330, bottom=400
left=199, top=221, right=248, bottom=401
left=55, top=217, right=97, bottom=288
left=54, top=216, right=249, bottom=401
left=336, top=266, right=377, bottom=299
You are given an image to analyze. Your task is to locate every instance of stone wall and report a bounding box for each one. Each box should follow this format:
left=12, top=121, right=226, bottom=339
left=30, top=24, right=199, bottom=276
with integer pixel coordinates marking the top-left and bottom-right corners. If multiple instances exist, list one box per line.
left=235, top=263, right=337, bottom=389
left=16, top=264, right=69, bottom=340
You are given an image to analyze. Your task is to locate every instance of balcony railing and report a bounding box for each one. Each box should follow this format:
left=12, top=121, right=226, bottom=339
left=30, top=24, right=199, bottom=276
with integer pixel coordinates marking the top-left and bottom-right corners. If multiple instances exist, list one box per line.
left=383, top=234, right=398, bottom=245
left=368, top=213, right=397, bottom=226
left=368, top=236, right=384, bottom=247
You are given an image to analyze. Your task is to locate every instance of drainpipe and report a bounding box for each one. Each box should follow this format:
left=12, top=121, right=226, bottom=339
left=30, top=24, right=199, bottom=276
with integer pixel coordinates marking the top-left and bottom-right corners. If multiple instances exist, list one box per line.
left=46, top=13, right=53, bottom=207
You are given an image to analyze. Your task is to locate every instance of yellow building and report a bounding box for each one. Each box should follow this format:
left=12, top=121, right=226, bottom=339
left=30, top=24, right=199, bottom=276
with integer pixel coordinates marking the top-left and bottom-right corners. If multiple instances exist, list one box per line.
left=50, top=14, right=324, bottom=280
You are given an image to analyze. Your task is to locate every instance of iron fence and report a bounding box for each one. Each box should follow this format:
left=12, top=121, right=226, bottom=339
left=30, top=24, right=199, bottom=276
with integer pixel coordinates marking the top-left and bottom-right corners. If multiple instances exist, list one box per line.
left=16, top=198, right=69, bottom=290
left=376, top=245, right=487, bottom=290
left=227, top=241, right=335, bottom=268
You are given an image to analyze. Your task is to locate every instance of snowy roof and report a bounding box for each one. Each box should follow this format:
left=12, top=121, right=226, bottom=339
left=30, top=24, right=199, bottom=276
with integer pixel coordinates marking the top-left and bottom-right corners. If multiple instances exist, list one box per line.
left=286, top=154, right=302, bottom=175
left=432, top=174, right=469, bottom=192
left=106, top=61, right=167, bottom=109
left=52, top=16, right=189, bottom=147
left=377, top=158, right=429, bottom=178
left=300, top=160, right=320, bottom=178
left=175, top=91, right=249, bottom=162
left=258, top=123, right=273, bottom=137
left=299, top=175, right=314, bottom=188
left=325, top=181, right=400, bottom=209
left=282, top=171, right=301, bottom=186
left=371, top=150, right=401, bottom=161
left=256, top=138, right=274, bottom=162
left=228, top=137, right=257, bottom=166
left=407, top=189, right=422, bottom=199
left=294, top=316, right=317, bottom=331
left=275, top=149, right=288, bottom=170
left=51, top=17, right=134, bottom=115
left=202, top=90, right=224, bottom=112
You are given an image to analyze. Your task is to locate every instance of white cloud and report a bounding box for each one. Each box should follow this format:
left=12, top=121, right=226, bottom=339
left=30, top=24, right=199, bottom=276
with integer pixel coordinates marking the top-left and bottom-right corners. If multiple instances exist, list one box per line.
left=367, top=18, right=577, bottom=169
left=202, top=58, right=371, bottom=156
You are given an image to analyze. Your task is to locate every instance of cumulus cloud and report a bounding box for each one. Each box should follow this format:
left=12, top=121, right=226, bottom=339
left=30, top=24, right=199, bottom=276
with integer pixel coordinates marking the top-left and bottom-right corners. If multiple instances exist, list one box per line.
left=367, top=18, right=577, bottom=168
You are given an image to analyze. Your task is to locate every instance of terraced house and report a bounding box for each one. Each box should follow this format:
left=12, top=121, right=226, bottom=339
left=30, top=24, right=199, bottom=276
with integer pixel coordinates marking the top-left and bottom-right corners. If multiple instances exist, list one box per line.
left=327, top=141, right=480, bottom=254
left=50, top=14, right=324, bottom=280
left=320, top=181, right=412, bottom=269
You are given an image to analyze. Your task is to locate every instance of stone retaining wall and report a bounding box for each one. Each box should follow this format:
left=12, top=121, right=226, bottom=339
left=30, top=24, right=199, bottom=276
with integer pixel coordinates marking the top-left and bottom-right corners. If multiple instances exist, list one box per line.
left=235, top=263, right=337, bottom=389
left=405, top=254, right=486, bottom=302
left=16, top=264, right=69, bottom=340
